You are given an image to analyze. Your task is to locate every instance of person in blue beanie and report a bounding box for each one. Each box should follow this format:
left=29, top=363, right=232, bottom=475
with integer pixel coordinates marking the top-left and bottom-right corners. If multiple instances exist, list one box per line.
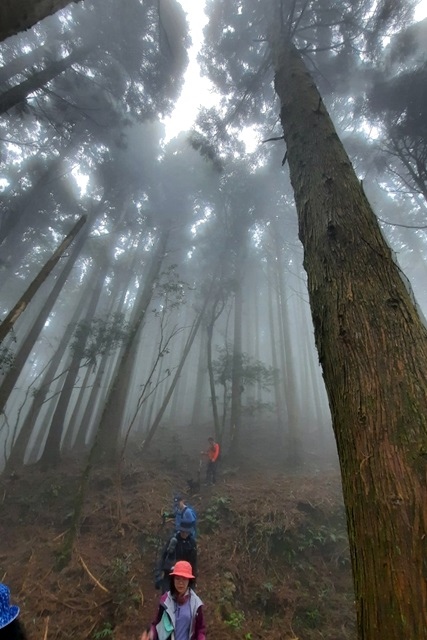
left=174, top=495, right=197, bottom=539
left=0, top=583, right=27, bottom=639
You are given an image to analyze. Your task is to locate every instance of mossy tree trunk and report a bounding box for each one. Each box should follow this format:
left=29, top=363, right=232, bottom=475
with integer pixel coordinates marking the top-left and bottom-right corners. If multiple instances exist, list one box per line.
left=273, top=39, right=427, bottom=639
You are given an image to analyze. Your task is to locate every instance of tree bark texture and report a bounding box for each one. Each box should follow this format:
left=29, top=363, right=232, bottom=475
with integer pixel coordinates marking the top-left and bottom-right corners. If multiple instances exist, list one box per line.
left=0, top=0, right=79, bottom=44
left=274, top=40, right=427, bottom=639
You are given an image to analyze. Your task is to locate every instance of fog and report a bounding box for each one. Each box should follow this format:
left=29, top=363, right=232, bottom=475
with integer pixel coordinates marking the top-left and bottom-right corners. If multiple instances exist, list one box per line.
left=0, top=0, right=426, bottom=474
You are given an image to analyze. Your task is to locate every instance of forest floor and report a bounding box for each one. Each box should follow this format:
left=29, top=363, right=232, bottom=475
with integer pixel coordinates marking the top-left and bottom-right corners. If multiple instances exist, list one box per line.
left=0, top=439, right=357, bottom=640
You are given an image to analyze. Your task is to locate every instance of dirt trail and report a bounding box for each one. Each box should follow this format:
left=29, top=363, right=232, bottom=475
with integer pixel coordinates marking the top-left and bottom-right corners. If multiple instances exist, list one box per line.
left=0, top=447, right=355, bottom=639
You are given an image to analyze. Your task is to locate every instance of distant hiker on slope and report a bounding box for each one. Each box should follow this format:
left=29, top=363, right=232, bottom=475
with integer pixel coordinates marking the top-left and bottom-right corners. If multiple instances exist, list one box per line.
left=0, top=584, right=28, bottom=640
left=173, top=494, right=197, bottom=539
left=161, top=493, right=197, bottom=538
left=141, top=560, right=206, bottom=640
left=200, top=436, right=220, bottom=485
left=155, top=514, right=197, bottom=594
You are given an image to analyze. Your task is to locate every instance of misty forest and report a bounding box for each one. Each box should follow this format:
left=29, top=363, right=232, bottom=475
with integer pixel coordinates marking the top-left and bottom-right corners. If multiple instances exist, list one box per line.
left=0, top=0, right=427, bottom=639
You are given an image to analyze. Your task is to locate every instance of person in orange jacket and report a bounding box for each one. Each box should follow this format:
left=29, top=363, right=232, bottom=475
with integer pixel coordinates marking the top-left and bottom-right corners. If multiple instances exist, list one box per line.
left=200, top=436, right=220, bottom=485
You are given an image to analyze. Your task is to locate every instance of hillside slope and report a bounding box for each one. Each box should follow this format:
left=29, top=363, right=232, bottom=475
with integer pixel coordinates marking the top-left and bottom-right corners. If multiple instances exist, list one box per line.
left=0, top=448, right=356, bottom=639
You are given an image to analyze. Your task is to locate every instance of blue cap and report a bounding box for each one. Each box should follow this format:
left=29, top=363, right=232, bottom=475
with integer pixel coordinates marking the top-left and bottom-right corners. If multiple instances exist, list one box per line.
left=0, top=584, right=20, bottom=630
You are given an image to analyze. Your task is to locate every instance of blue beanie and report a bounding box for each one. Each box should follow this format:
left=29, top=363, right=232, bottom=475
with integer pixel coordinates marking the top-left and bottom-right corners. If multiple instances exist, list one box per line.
left=0, top=584, right=20, bottom=630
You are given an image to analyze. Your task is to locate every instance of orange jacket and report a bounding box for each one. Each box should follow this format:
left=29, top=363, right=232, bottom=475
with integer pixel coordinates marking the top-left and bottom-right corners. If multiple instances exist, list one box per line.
left=208, top=442, right=220, bottom=462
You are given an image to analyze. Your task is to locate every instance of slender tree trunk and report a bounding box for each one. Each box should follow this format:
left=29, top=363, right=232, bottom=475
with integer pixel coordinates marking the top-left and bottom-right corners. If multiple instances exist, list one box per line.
left=0, top=135, right=79, bottom=248
left=272, top=222, right=301, bottom=463
left=4, top=292, right=87, bottom=473
left=140, top=291, right=213, bottom=452
left=207, top=319, right=221, bottom=441
left=190, top=330, right=208, bottom=426
left=26, top=373, right=65, bottom=464
left=274, top=37, right=427, bottom=639
left=0, top=217, right=89, bottom=414
left=95, top=226, right=170, bottom=462
left=38, top=199, right=128, bottom=469
left=266, top=257, right=286, bottom=441
left=0, top=215, right=86, bottom=344
left=37, top=259, right=106, bottom=469
left=229, top=276, right=243, bottom=454
left=64, top=271, right=128, bottom=454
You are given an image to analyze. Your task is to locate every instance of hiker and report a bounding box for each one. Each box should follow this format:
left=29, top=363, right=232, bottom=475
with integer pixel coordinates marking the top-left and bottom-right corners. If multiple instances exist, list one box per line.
left=174, top=494, right=197, bottom=539
left=0, top=583, right=28, bottom=640
left=142, top=560, right=205, bottom=640
left=155, top=516, right=197, bottom=594
left=162, top=494, right=197, bottom=538
left=201, top=436, right=220, bottom=485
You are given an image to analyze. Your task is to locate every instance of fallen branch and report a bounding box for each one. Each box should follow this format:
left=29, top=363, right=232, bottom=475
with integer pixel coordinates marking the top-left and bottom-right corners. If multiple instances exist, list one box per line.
left=43, top=616, right=49, bottom=640
left=79, top=556, right=109, bottom=593
left=262, top=135, right=284, bottom=143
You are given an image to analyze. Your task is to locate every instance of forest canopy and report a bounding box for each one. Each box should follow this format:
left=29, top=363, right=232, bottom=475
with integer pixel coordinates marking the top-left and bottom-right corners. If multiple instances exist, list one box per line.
left=1, top=0, right=427, bottom=638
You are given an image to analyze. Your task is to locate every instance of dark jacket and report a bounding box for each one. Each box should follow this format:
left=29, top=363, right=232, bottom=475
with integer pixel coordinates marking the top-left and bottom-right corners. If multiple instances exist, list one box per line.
left=159, top=532, right=197, bottom=577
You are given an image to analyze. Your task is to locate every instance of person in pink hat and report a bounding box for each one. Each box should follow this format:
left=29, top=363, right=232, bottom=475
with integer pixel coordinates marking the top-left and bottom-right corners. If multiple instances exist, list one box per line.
left=0, top=583, right=27, bottom=639
left=140, top=560, right=206, bottom=640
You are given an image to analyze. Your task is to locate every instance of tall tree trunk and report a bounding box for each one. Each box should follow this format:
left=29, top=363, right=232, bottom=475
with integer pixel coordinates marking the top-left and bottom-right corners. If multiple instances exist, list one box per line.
left=36, top=260, right=104, bottom=470
left=207, top=315, right=221, bottom=441
left=266, top=257, right=286, bottom=442
left=190, top=330, right=208, bottom=426
left=38, top=202, right=127, bottom=469
left=63, top=270, right=127, bottom=453
left=229, top=275, right=243, bottom=455
left=274, top=38, right=427, bottom=639
left=272, top=221, right=301, bottom=463
left=0, top=42, right=54, bottom=84
left=0, top=215, right=86, bottom=344
left=0, top=47, right=87, bottom=114
left=0, top=217, right=89, bottom=415
left=140, top=290, right=213, bottom=452
left=0, top=135, right=79, bottom=248
left=3, top=291, right=87, bottom=473
left=71, top=245, right=142, bottom=453
left=95, top=226, right=170, bottom=462
left=0, top=0, right=80, bottom=44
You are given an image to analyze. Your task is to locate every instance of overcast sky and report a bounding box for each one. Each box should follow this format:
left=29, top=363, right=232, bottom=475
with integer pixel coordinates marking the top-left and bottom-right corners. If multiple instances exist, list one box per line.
left=162, top=0, right=217, bottom=141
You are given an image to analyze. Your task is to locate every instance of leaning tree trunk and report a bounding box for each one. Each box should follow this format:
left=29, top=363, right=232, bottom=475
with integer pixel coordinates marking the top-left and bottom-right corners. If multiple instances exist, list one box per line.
left=3, top=291, right=87, bottom=473
left=0, top=0, right=80, bottom=44
left=0, top=47, right=88, bottom=115
left=0, top=216, right=89, bottom=415
left=0, top=215, right=86, bottom=344
left=0, top=134, right=79, bottom=248
left=274, top=38, right=427, bottom=639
